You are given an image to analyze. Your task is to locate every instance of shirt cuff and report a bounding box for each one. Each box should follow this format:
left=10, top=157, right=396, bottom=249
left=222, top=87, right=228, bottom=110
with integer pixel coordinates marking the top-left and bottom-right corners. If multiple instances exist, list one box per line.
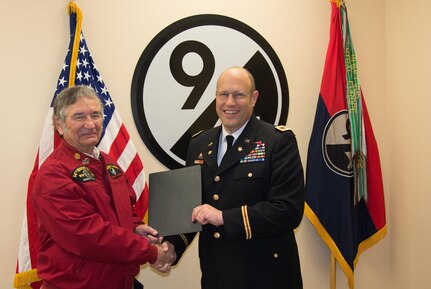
left=147, top=245, right=158, bottom=264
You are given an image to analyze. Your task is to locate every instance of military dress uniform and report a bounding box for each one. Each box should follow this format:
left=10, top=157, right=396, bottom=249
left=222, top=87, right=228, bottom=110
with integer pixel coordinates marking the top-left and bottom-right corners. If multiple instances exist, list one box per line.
left=166, top=116, right=305, bottom=289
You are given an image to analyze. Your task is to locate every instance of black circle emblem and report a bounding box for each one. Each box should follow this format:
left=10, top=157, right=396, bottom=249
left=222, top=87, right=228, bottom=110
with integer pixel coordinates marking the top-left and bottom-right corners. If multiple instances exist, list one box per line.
left=323, top=110, right=353, bottom=177
left=131, top=14, right=289, bottom=169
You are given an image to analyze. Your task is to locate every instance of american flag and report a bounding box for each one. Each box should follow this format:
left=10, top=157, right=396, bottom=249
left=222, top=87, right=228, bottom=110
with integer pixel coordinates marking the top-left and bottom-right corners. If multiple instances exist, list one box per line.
left=14, top=3, right=148, bottom=288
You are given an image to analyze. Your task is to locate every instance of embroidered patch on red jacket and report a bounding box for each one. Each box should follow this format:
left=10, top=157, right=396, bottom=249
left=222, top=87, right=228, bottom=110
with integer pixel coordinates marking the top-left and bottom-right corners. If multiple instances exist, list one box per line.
left=106, top=164, right=123, bottom=179
left=72, top=166, right=96, bottom=182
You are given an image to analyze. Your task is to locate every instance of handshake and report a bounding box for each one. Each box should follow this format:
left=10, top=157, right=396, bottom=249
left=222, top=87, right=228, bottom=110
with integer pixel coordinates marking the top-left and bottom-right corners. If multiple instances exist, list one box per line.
left=135, top=224, right=177, bottom=273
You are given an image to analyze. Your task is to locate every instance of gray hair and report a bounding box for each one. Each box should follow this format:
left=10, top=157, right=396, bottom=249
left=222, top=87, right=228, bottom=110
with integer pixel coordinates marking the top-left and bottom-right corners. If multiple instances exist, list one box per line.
left=53, top=85, right=104, bottom=124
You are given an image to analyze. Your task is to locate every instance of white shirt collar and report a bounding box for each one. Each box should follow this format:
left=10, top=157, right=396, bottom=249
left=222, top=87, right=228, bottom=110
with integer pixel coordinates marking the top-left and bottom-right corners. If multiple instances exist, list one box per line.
left=217, top=120, right=250, bottom=166
left=221, top=119, right=249, bottom=144
left=83, top=146, right=100, bottom=159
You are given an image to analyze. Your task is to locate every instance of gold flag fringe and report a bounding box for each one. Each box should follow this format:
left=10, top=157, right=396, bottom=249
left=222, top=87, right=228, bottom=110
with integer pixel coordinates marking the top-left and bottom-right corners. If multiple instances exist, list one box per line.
left=13, top=269, right=41, bottom=289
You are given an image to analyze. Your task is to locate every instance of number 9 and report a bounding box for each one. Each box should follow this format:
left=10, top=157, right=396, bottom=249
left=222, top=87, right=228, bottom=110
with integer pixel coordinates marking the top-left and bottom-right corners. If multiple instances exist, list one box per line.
left=169, top=40, right=215, bottom=110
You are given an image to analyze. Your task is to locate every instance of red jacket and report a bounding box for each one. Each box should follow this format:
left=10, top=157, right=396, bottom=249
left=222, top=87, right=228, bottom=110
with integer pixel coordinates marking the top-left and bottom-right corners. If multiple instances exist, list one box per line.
left=32, top=141, right=157, bottom=289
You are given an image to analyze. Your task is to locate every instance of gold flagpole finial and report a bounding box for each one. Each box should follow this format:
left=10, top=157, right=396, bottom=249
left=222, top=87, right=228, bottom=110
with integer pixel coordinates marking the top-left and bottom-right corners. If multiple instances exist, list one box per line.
left=68, top=1, right=81, bottom=18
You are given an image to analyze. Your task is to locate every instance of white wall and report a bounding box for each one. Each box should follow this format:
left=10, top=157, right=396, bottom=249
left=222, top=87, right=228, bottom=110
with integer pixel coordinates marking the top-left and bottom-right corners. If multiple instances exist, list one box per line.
left=386, top=0, right=431, bottom=288
left=2, top=0, right=427, bottom=288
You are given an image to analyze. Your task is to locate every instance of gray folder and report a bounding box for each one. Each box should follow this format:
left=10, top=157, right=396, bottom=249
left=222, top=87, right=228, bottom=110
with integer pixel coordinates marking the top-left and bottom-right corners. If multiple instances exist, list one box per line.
left=148, top=165, right=202, bottom=236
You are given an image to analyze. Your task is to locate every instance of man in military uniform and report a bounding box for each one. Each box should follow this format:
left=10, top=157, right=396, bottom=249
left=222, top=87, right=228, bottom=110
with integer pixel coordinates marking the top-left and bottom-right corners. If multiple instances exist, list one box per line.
left=165, top=67, right=304, bottom=289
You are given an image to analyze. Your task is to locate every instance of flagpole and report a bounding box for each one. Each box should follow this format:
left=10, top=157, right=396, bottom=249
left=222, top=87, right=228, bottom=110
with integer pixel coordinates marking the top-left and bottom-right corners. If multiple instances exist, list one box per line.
left=330, top=253, right=336, bottom=289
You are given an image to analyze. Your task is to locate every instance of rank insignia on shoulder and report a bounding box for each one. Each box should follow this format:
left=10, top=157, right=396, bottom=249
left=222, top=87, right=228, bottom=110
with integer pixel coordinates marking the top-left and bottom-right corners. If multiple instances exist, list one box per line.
left=72, top=166, right=96, bottom=182
left=275, top=125, right=291, bottom=132
left=106, top=164, right=123, bottom=179
left=192, top=130, right=205, bottom=138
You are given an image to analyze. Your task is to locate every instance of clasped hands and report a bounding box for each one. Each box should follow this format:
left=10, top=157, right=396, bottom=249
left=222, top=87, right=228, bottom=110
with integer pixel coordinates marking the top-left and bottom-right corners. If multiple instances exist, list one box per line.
left=134, top=204, right=221, bottom=273
left=135, top=224, right=176, bottom=273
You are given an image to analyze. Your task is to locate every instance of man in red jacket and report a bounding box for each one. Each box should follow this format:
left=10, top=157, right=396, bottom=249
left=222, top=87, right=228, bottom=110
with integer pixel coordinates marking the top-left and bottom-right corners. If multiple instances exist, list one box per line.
left=32, top=86, right=175, bottom=289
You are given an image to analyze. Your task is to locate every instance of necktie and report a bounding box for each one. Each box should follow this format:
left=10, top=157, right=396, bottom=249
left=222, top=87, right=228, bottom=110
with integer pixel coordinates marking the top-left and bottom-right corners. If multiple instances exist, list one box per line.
left=226, top=135, right=234, bottom=151
left=219, top=135, right=234, bottom=165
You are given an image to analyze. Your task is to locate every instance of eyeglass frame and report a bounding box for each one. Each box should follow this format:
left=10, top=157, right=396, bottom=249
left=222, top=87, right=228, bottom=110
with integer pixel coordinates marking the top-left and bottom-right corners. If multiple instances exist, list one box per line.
left=215, top=91, right=254, bottom=100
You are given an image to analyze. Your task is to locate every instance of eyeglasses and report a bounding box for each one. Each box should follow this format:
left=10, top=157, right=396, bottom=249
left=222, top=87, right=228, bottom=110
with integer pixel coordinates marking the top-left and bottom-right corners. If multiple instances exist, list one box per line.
left=216, top=91, right=251, bottom=100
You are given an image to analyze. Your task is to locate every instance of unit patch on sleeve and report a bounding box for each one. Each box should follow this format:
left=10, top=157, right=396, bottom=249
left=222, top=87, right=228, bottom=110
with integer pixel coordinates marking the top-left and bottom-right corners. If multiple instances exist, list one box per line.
left=72, top=166, right=96, bottom=182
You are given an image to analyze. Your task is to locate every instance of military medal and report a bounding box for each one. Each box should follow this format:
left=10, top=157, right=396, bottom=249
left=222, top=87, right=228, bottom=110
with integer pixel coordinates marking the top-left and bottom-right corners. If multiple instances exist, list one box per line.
left=240, top=141, right=266, bottom=163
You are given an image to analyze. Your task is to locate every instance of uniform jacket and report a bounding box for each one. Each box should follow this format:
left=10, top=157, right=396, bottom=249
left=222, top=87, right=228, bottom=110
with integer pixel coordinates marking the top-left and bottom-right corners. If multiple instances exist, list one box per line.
left=166, top=116, right=305, bottom=289
left=32, top=140, right=157, bottom=289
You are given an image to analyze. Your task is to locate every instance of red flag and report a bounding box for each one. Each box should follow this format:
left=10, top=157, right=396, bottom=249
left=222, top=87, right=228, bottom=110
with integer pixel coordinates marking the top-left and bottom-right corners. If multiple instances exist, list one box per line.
left=305, top=1, right=386, bottom=288
left=14, top=3, right=148, bottom=288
